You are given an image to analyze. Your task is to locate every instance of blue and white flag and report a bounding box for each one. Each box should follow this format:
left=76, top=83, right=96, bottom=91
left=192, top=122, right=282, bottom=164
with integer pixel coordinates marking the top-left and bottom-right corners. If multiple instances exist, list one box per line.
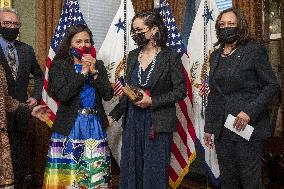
left=97, top=0, right=136, bottom=165
left=98, top=0, right=135, bottom=84
left=187, top=0, right=221, bottom=186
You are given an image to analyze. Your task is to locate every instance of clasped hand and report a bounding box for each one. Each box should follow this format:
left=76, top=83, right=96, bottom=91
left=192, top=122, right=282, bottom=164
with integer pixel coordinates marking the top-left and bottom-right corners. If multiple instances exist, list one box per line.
left=81, top=54, right=97, bottom=75
left=134, top=90, right=152, bottom=108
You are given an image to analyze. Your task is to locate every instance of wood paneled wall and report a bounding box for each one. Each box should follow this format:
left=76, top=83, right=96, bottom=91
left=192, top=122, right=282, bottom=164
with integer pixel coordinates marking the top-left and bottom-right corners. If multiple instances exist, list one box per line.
left=36, top=0, right=64, bottom=70
left=232, top=0, right=263, bottom=41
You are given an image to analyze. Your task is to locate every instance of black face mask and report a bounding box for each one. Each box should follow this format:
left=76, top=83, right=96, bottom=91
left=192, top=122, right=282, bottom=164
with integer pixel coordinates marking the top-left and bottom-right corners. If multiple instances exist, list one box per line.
left=218, top=27, right=239, bottom=44
left=0, top=27, right=19, bottom=42
left=132, top=32, right=149, bottom=47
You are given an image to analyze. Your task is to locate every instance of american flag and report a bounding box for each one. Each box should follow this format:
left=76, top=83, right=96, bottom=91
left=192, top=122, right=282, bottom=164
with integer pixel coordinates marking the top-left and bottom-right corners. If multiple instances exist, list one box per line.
left=159, top=0, right=196, bottom=188
left=200, top=74, right=210, bottom=118
left=41, top=0, right=86, bottom=127
left=113, top=76, right=124, bottom=96
left=200, top=74, right=210, bottom=97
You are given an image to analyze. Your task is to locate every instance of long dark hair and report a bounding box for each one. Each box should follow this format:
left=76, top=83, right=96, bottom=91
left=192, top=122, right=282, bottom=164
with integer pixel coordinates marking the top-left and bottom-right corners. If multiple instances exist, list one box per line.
left=131, top=10, right=168, bottom=47
left=53, top=24, right=94, bottom=61
left=214, top=8, right=253, bottom=49
left=47, top=24, right=94, bottom=98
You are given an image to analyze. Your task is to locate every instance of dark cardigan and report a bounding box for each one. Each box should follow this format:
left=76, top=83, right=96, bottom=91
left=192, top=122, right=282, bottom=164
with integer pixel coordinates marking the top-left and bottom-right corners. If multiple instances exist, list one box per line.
left=48, top=58, right=113, bottom=136
left=109, top=47, right=187, bottom=133
left=204, top=41, right=280, bottom=140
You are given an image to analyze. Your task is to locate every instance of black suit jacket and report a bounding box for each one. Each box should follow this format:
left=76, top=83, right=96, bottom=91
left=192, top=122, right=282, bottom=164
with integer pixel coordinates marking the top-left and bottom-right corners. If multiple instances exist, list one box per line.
left=110, top=47, right=187, bottom=133
left=204, top=41, right=280, bottom=140
left=48, top=58, right=114, bottom=136
left=1, top=40, right=43, bottom=133
left=0, top=40, right=43, bottom=102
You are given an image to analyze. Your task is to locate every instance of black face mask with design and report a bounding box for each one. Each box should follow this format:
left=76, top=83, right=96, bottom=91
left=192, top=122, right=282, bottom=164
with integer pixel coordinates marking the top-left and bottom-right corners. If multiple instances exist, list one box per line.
left=218, top=27, right=239, bottom=44
left=132, top=32, right=150, bottom=47
left=0, top=27, right=19, bottom=42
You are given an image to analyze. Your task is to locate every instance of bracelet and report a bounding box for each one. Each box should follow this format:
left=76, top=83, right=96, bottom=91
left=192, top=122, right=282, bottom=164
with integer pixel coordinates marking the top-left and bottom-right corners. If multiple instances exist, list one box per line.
left=91, top=69, right=99, bottom=80
left=80, top=71, right=88, bottom=78
left=90, top=69, right=99, bottom=76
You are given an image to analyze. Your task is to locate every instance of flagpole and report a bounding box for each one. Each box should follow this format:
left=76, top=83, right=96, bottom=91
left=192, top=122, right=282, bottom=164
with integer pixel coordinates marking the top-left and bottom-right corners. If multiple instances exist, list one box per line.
left=206, top=175, right=210, bottom=189
left=123, top=0, right=127, bottom=73
left=206, top=149, right=211, bottom=189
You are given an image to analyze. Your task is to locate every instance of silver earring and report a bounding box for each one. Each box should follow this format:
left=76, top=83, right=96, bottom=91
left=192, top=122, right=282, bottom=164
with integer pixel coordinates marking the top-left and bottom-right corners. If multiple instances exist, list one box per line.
left=151, top=34, right=157, bottom=46
left=152, top=40, right=157, bottom=47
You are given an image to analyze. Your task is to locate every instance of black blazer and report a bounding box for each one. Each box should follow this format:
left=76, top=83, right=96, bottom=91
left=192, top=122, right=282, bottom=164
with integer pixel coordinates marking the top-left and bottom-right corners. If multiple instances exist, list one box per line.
left=204, top=41, right=280, bottom=140
left=0, top=40, right=43, bottom=102
left=48, top=58, right=114, bottom=136
left=110, top=47, right=187, bottom=133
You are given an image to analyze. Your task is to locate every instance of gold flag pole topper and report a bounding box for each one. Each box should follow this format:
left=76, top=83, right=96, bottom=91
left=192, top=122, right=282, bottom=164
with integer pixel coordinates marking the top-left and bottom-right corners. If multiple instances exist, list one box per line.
left=0, top=0, right=12, bottom=8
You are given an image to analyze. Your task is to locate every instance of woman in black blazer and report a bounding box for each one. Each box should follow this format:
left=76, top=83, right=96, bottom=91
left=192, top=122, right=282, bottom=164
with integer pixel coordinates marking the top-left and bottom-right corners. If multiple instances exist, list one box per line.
left=43, top=25, right=113, bottom=188
left=108, top=11, right=187, bottom=189
left=204, top=8, right=280, bottom=189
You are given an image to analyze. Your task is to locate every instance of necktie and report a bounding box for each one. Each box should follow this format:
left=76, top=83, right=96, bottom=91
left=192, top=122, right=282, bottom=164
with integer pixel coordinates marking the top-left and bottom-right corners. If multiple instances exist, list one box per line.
left=7, top=43, right=17, bottom=80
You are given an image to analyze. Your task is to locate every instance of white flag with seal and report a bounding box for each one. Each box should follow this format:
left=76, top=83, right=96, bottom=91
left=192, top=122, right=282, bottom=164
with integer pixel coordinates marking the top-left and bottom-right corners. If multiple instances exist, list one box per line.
left=188, top=0, right=221, bottom=185
left=97, top=0, right=136, bottom=165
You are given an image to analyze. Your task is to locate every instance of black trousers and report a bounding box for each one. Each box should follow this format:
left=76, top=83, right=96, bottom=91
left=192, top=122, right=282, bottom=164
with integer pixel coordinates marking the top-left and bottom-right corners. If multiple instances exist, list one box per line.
left=215, top=139, right=264, bottom=189
left=7, top=112, right=31, bottom=189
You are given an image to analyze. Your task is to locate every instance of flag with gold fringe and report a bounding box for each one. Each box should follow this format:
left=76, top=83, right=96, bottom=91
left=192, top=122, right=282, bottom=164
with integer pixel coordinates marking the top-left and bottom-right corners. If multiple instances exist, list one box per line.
left=188, top=0, right=221, bottom=186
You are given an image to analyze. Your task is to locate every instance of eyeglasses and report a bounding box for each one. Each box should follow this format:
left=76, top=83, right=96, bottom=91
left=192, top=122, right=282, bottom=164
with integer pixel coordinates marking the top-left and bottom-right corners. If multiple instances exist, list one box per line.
left=131, top=27, right=149, bottom=34
left=0, top=21, right=21, bottom=28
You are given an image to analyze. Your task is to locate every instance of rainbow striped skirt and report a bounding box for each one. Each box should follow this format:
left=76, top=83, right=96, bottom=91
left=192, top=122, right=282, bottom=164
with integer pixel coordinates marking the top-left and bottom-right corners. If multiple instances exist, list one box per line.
left=42, top=113, right=111, bottom=189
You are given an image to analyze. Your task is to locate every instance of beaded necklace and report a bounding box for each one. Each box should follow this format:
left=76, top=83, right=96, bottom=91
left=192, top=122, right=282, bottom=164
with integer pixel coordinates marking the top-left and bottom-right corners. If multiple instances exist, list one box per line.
left=137, top=49, right=158, bottom=87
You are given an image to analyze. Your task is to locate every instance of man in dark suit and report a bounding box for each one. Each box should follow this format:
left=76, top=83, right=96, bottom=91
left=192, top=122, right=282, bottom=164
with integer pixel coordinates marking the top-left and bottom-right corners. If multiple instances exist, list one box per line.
left=0, top=8, right=43, bottom=188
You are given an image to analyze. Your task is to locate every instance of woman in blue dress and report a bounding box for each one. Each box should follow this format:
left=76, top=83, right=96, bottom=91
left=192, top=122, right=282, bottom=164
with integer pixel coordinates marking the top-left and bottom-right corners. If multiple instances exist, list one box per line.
left=109, top=11, right=187, bottom=189
left=43, top=24, right=113, bottom=189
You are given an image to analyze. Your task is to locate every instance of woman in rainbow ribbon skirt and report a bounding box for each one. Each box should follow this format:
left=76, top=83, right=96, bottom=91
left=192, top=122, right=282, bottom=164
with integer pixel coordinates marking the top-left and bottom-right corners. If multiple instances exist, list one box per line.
left=43, top=24, right=114, bottom=189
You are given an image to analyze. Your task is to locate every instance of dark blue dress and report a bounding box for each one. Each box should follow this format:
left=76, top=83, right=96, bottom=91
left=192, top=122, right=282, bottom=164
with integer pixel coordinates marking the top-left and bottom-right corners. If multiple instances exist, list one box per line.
left=119, top=61, right=172, bottom=189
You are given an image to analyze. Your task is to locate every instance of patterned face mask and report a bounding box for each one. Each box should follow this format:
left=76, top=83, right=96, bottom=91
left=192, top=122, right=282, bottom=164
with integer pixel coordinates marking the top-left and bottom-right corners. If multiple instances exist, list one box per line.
left=218, top=27, right=239, bottom=44
left=131, top=32, right=150, bottom=47
left=70, top=46, right=96, bottom=60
